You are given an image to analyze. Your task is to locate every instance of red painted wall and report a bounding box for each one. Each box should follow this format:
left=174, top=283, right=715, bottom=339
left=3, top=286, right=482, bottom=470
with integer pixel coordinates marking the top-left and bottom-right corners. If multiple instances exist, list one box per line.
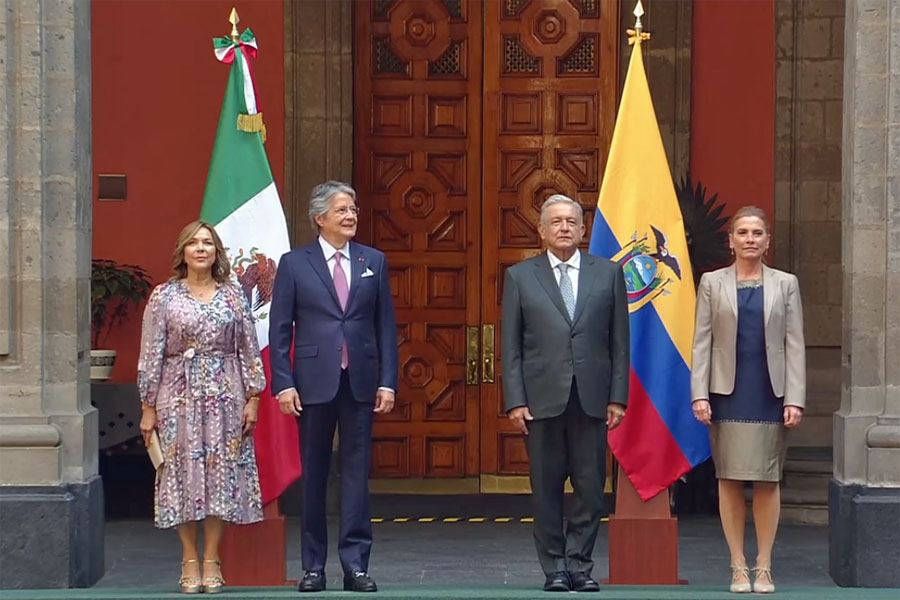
left=93, top=0, right=774, bottom=383
left=691, top=0, right=775, bottom=227
left=92, top=0, right=285, bottom=382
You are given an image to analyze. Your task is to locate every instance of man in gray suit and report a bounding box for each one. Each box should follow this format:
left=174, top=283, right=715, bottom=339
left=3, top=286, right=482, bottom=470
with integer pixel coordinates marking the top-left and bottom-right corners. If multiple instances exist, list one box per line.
left=502, top=194, right=630, bottom=592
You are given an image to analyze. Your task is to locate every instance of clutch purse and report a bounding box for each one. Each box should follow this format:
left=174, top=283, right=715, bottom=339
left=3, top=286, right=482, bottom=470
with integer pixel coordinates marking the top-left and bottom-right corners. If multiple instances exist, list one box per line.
left=147, top=430, right=165, bottom=470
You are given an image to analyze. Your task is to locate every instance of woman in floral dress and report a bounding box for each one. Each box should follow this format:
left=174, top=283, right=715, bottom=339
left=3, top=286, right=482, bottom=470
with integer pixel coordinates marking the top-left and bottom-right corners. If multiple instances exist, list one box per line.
left=138, top=220, right=265, bottom=594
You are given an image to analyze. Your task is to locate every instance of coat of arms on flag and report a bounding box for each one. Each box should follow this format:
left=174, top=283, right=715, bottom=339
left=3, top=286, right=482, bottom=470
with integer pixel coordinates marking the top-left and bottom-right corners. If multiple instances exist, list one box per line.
left=231, top=247, right=277, bottom=315
left=614, top=225, right=684, bottom=312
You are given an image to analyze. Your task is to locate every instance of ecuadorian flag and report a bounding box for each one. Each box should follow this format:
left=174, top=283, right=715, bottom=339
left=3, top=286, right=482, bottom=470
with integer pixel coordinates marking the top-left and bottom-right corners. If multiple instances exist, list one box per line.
left=589, top=31, right=710, bottom=501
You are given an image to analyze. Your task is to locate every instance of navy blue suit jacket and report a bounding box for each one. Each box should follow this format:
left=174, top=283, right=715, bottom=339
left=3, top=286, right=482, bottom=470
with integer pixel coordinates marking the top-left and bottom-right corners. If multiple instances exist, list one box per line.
left=269, top=239, right=399, bottom=405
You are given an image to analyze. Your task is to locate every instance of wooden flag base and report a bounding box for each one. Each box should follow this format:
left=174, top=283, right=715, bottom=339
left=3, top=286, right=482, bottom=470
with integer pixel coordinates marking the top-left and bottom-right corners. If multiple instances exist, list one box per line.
left=220, top=501, right=295, bottom=586
left=608, top=470, right=685, bottom=584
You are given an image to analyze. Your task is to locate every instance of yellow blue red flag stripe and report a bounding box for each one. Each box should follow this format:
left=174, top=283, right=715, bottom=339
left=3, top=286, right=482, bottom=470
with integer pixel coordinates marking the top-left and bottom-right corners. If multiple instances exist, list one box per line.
left=588, top=35, right=710, bottom=501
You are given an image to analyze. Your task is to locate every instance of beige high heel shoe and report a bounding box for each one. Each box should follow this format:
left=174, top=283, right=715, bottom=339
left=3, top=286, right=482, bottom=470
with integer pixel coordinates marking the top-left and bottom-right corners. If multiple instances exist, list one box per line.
left=752, top=564, right=775, bottom=594
left=202, top=559, right=225, bottom=594
left=729, top=563, right=751, bottom=593
left=179, top=559, right=202, bottom=594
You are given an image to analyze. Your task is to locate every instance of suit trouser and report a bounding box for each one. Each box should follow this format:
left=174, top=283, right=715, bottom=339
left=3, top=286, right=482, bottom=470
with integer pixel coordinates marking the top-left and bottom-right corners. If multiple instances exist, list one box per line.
left=299, top=370, right=374, bottom=575
left=525, top=378, right=607, bottom=575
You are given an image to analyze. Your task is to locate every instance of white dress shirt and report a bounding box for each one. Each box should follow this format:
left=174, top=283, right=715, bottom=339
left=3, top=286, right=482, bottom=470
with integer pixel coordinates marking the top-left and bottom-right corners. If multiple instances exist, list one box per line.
left=547, top=249, right=581, bottom=302
left=319, top=236, right=351, bottom=290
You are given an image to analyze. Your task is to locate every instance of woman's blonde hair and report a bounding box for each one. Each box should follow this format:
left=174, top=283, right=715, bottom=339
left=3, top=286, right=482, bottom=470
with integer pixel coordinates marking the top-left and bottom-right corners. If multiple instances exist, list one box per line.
left=171, top=220, right=231, bottom=283
left=729, top=205, right=770, bottom=233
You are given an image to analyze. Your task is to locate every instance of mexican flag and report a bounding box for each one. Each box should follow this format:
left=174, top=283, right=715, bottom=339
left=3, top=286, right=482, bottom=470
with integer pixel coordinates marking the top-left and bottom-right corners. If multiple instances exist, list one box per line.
left=201, top=27, right=301, bottom=505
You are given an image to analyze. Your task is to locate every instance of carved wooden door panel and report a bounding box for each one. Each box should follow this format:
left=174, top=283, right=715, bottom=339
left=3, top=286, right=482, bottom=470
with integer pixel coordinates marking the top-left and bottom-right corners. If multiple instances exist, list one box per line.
left=480, top=0, right=619, bottom=477
left=354, top=0, right=483, bottom=479
left=355, top=0, right=618, bottom=484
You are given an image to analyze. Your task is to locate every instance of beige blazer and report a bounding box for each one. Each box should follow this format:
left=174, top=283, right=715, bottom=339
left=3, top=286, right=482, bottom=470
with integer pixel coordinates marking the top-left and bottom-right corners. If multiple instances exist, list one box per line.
left=691, top=264, right=806, bottom=408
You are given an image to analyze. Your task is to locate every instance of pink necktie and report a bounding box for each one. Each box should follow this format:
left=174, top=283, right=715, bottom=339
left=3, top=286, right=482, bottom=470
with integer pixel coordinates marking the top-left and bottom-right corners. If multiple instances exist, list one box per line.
left=333, top=252, right=350, bottom=369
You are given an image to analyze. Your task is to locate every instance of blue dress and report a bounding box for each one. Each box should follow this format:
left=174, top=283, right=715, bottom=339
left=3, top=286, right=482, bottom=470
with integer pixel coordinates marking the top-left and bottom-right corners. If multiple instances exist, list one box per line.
left=708, top=281, right=786, bottom=481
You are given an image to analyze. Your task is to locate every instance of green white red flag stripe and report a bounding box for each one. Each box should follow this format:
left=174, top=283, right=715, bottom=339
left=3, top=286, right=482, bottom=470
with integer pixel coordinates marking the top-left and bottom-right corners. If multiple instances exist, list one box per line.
left=202, top=27, right=301, bottom=504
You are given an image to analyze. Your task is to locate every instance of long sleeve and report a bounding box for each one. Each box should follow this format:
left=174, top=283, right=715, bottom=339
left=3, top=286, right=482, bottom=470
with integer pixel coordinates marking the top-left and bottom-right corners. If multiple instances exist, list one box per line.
left=374, top=252, right=399, bottom=390
left=268, top=252, right=297, bottom=396
left=501, top=270, right=527, bottom=412
left=691, top=273, right=713, bottom=402
left=608, top=264, right=630, bottom=406
left=783, top=274, right=807, bottom=408
left=234, top=285, right=266, bottom=397
left=137, top=285, right=168, bottom=407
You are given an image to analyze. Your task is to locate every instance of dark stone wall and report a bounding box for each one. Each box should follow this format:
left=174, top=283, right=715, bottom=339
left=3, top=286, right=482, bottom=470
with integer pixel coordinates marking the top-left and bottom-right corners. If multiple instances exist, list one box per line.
left=829, top=479, right=900, bottom=587
left=0, top=476, right=105, bottom=588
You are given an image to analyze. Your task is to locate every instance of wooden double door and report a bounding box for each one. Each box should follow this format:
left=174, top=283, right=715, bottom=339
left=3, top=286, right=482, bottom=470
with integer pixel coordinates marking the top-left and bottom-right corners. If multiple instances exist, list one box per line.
left=354, top=0, right=619, bottom=487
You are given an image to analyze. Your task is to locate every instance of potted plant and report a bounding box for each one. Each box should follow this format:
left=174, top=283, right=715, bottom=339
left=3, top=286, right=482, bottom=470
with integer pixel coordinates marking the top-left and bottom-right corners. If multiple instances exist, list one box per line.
left=91, top=259, right=152, bottom=381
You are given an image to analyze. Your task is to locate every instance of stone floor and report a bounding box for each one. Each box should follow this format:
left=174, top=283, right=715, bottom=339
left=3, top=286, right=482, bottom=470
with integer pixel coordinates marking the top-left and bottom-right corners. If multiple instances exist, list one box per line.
left=97, top=515, right=835, bottom=590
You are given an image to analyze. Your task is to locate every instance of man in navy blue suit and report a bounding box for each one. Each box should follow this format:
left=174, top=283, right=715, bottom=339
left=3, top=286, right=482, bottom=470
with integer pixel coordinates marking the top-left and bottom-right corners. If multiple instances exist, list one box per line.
left=270, top=181, right=398, bottom=593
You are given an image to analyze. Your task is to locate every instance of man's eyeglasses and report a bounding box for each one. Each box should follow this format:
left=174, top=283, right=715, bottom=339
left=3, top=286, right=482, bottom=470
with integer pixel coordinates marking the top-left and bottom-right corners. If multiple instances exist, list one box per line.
left=332, top=205, right=360, bottom=217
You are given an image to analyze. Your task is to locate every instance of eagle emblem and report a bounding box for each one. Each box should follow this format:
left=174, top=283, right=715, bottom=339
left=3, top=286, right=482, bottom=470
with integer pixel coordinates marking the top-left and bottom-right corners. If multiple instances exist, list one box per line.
left=230, top=247, right=277, bottom=315
left=613, top=226, right=683, bottom=313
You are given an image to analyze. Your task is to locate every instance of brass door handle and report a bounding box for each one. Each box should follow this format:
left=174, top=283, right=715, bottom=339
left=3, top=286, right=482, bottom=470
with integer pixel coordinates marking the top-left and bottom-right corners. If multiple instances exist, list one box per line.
left=482, top=324, right=495, bottom=383
left=466, top=326, right=480, bottom=385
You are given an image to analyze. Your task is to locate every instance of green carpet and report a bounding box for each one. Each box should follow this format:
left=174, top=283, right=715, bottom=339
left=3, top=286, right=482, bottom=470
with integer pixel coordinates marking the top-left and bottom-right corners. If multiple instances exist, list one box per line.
left=3, top=586, right=899, bottom=600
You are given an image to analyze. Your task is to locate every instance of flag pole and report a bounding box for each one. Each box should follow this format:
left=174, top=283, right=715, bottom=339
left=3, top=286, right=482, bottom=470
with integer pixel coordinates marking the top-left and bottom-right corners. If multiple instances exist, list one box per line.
left=229, top=7, right=240, bottom=43
left=211, top=7, right=298, bottom=587
left=606, top=0, right=684, bottom=586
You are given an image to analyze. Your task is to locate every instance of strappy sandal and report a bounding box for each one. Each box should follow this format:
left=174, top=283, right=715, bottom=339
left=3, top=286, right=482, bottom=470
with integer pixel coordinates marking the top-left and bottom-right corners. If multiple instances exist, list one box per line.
left=752, top=564, right=775, bottom=594
left=202, top=559, right=225, bottom=594
left=179, top=559, right=202, bottom=594
left=729, top=563, right=751, bottom=593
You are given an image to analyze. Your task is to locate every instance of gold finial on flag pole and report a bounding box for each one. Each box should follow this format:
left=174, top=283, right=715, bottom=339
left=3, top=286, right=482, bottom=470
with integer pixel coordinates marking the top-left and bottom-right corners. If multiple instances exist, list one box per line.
left=627, top=0, right=651, bottom=46
left=229, top=7, right=241, bottom=43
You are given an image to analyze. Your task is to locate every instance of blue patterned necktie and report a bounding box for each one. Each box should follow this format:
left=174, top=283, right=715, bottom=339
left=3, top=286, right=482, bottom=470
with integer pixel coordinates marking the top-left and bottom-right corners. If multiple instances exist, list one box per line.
left=558, top=263, right=575, bottom=320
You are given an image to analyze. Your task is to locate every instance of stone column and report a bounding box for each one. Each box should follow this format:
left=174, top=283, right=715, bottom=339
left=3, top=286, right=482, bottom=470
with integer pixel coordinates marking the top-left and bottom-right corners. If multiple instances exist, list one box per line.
left=774, top=0, right=844, bottom=450
left=0, top=0, right=103, bottom=588
left=284, top=0, right=354, bottom=246
left=830, top=0, right=900, bottom=587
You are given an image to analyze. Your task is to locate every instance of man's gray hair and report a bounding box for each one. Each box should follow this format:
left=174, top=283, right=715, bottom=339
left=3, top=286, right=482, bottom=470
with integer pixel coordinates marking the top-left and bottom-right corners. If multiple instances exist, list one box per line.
left=540, top=194, right=584, bottom=224
left=309, top=181, right=357, bottom=231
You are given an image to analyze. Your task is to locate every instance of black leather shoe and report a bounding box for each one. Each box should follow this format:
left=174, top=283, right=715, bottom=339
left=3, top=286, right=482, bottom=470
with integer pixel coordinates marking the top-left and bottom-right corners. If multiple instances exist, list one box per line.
left=343, top=571, right=378, bottom=592
left=543, top=571, right=571, bottom=592
left=569, top=571, right=600, bottom=592
left=298, top=571, right=325, bottom=592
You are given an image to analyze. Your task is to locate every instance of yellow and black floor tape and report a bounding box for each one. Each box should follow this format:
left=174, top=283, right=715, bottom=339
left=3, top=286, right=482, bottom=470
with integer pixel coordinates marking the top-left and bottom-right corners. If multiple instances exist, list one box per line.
left=370, top=517, right=610, bottom=523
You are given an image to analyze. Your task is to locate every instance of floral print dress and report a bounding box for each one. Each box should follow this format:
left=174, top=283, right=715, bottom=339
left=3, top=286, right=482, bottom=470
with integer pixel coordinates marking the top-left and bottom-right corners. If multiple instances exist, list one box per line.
left=138, top=280, right=265, bottom=529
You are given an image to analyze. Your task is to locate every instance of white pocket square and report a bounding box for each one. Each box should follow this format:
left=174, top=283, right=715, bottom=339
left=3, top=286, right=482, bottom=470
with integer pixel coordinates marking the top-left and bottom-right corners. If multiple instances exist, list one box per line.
left=361, top=268, right=375, bottom=278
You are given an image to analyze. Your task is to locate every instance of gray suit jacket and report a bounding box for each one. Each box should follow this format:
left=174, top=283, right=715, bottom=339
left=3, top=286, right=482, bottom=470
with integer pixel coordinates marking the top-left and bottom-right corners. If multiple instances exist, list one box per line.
left=690, top=264, right=806, bottom=408
left=501, top=251, right=630, bottom=420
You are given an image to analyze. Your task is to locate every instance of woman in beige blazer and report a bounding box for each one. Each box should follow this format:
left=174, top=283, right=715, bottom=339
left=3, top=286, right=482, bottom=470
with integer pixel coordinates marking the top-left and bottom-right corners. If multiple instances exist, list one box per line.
left=691, top=206, right=805, bottom=594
